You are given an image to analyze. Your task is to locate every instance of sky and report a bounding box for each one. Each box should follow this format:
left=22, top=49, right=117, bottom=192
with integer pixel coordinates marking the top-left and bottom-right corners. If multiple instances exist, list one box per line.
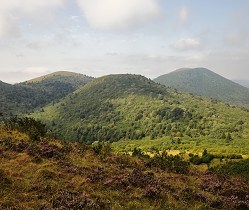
left=0, top=0, right=249, bottom=83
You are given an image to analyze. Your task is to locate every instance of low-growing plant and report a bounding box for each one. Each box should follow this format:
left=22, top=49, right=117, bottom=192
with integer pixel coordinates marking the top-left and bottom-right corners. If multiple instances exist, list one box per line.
left=132, top=147, right=149, bottom=158
left=189, top=149, right=214, bottom=165
left=146, top=151, right=190, bottom=174
left=4, top=116, right=46, bottom=141
left=0, top=169, right=12, bottom=188
left=92, top=141, right=112, bottom=160
left=211, top=159, right=249, bottom=180
left=50, top=190, right=106, bottom=209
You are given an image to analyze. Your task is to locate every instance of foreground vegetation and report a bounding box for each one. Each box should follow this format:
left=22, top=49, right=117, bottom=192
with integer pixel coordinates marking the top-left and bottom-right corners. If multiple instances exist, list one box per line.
left=0, top=125, right=249, bottom=209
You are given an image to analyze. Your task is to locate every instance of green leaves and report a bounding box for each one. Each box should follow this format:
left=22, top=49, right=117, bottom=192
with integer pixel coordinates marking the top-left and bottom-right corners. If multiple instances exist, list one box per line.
left=4, top=117, right=46, bottom=141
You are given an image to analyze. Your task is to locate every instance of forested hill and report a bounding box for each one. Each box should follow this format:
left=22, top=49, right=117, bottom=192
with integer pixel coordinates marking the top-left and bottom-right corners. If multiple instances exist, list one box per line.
left=32, top=74, right=249, bottom=143
left=233, top=80, right=249, bottom=88
left=0, top=71, right=93, bottom=117
left=24, top=71, right=93, bottom=89
left=31, top=74, right=170, bottom=142
left=154, top=67, right=249, bottom=107
left=0, top=80, right=43, bottom=117
left=20, top=71, right=94, bottom=104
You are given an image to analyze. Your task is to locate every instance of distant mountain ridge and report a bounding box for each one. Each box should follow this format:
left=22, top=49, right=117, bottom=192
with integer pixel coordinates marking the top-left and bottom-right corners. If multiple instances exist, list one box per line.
left=24, top=71, right=92, bottom=88
left=233, top=80, right=249, bottom=89
left=154, top=67, right=249, bottom=107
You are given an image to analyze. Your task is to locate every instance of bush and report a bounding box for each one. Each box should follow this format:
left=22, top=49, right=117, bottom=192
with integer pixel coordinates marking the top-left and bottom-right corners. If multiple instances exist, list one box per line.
left=189, top=155, right=203, bottom=165
left=92, top=141, right=111, bottom=159
left=147, top=151, right=190, bottom=174
left=211, top=159, right=249, bottom=180
left=0, top=169, right=12, bottom=188
left=4, top=117, right=46, bottom=141
left=51, top=190, right=106, bottom=209
left=189, top=149, right=214, bottom=165
left=132, top=147, right=149, bottom=158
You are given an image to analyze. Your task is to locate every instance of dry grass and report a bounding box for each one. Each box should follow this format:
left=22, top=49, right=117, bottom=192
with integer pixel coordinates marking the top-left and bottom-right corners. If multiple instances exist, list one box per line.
left=0, top=128, right=249, bottom=209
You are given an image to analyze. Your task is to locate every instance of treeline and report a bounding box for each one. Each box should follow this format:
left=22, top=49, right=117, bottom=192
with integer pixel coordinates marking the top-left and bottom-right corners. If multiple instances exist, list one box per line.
left=189, top=149, right=242, bottom=165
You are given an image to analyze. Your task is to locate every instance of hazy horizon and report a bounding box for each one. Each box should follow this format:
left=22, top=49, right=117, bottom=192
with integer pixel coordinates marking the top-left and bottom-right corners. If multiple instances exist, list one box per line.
left=1, top=0, right=249, bottom=83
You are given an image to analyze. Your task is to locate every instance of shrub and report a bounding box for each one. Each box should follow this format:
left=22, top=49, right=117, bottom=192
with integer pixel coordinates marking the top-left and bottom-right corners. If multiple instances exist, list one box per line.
left=4, top=117, right=46, bottom=141
left=0, top=169, right=12, bottom=188
left=146, top=151, right=190, bottom=174
left=144, top=185, right=162, bottom=199
left=92, top=141, right=111, bottom=160
left=189, top=149, right=214, bottom=165
left=211, top=159, right=249, bottom=181
left=132, top=147, right=149, bottom=158
left=37, top=169, right=57, bottom=180
left=50, top=190, right=106, bottom=209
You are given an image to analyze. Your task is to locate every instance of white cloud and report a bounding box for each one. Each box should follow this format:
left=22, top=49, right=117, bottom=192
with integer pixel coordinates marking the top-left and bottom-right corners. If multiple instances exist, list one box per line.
left=0, top=0, right=66, bottom=37
left=76, top=0, right=161, bottom=30
left=225, top=31, right=249, bottom=46
left=0, top=14, right=17, bottom=37
left=179, top=5, right=189, bottom=23
left=171, top=38, right=201, bottom=51
left=23, top=67, right=51, bottom=74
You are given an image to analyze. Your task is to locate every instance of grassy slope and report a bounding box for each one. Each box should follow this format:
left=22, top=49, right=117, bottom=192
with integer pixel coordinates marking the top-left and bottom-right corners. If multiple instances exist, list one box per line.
left=1, top=127, right=249, bottom=209
left=154, top=68, right=249, bottom=107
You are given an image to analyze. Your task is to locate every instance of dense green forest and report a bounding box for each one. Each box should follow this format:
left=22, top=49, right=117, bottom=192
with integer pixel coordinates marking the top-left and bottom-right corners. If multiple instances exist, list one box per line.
left=31, top=74, right=249, bottom=149
left=154, top=67, right=249, bottom=107
left=0, top=71, right=93, bottom=117
left=0, top=80, right=45, bottom=117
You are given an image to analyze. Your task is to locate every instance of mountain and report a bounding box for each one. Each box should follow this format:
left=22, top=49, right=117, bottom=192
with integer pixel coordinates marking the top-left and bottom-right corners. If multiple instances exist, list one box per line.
left=31, top=74, right=249, bottom=143
left=233, top=80, right=249, bottom=88
left=0, top=80, right=44, bottom=117
left=154, top=67, right=249, bottom=107
left=20, top=71, right=94, bottom=103
left=24, top=71, right=92, bottom=88
left=0, top=71, right=93, bottom=117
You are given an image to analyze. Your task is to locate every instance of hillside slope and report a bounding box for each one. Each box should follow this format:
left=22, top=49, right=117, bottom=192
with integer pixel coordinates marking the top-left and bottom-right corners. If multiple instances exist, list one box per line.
left=233, top=80, right=249, bottom=88
left=0, top=71, right=93, bottom=117
left=154, top=68, right=249, bottom=107
left=32, top=74, right=249, bottom=143
left=1, top=126, right=249, bottom=209
left=24, top=71, right=93, bottom=88
left=20, top=71, right=93, bottom=104
left=0, top=80, right=43, bottom=116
